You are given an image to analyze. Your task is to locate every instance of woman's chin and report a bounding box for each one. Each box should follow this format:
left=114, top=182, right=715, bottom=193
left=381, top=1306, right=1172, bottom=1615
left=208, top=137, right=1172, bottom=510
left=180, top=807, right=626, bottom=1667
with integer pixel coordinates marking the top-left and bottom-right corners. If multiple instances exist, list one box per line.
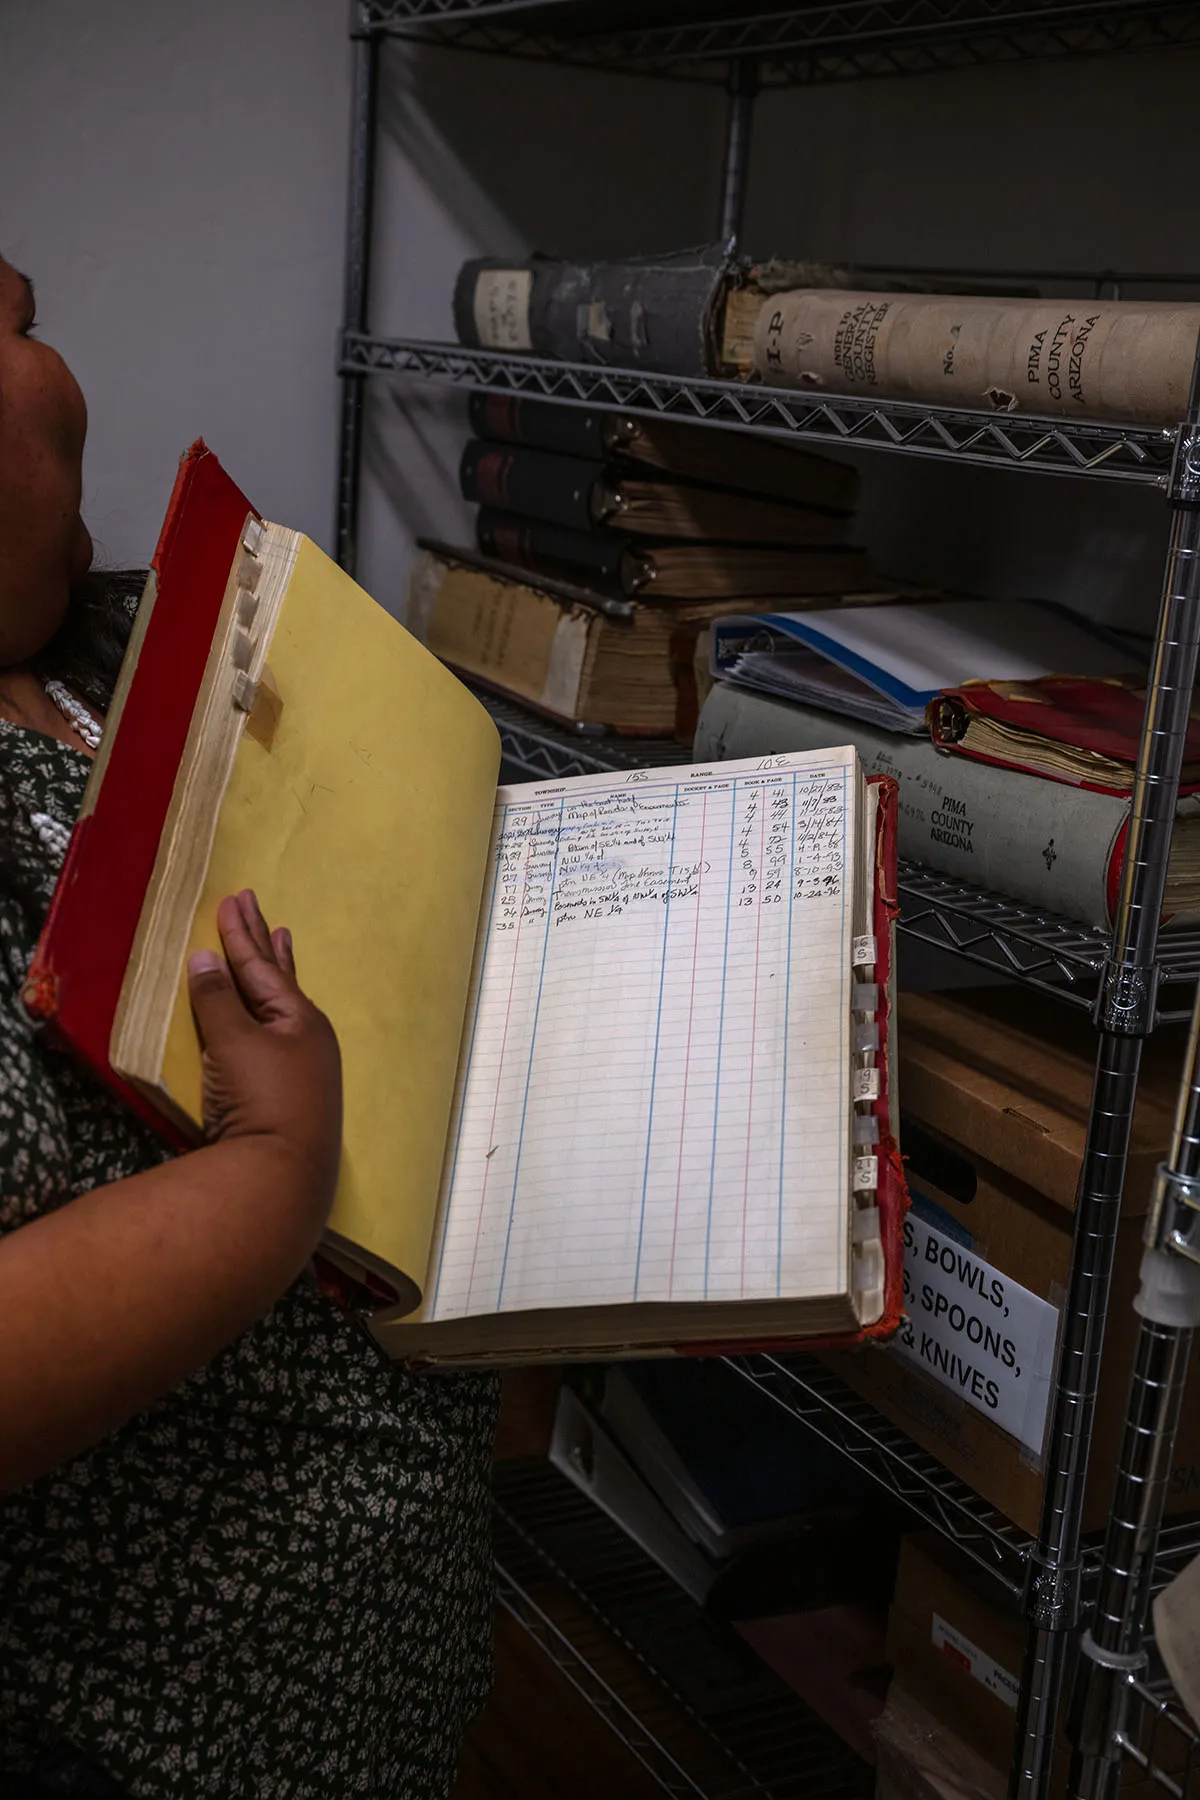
left=70, top=517, right=93, bottom=581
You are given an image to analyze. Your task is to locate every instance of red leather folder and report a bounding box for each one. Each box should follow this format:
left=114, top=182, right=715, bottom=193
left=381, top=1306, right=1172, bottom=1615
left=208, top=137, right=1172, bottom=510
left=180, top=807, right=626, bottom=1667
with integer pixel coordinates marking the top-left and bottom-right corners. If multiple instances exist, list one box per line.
left=929, top=675, right=1200, bottom=796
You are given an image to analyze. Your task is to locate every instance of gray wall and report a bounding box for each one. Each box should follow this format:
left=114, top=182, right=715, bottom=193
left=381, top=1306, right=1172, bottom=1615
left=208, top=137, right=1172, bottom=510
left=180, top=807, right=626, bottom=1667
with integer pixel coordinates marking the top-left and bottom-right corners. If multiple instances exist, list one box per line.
left=0, top=0, right=350, bottom=567
left=3, top=6, right=1199, bottom=634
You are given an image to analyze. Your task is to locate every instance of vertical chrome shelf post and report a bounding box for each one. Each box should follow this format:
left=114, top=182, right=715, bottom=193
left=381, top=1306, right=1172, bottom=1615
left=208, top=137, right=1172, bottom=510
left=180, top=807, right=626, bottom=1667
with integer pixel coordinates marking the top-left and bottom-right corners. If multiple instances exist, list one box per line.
left=336, top=3, right=380, bottom=574
left=717, top=56, right=757, bottom=247
left=1066, top=382, right=1200, bottom=1797
left=1013, top=355, right=1200, bottom=1800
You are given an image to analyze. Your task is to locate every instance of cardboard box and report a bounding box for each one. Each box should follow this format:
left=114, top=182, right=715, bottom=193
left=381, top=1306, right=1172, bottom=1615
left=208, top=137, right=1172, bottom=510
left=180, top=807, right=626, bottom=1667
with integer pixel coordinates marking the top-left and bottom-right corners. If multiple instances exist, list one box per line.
left=736, top=1605, right=889, bottom=1764
left=825, top=990, right=1200, bottom=1535
left=884, top=1533, right=1168, bottom=1799
left=874, top=1685, right=1005, bottom=1800
left=887, top=1535, right=1023, bottom=1774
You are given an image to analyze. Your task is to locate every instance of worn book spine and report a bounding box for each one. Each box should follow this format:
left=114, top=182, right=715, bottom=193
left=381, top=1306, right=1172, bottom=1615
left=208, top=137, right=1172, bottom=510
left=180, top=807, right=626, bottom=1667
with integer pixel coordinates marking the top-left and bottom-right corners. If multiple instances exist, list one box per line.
left=468, top=392, right=609, bottom=461
left=410, top=550, right=602, bottom=724
left=460, top=439, right=602, bottom=533
left=476, top=507, right=634, bottom=591
left=23, top=441, right=256, bottom=1141
left=453, top=246, right=734, bottom=377
left=754, top=290, right=1200, bottom=425
left=463, top=438, right=847, bottom=543
left=694, top=681, right=1193, bottom=930
left=477, top=512, right=874, bottom=598
left=468, top=391, right=860, bottom=512
left=602, top=478, right=849, bottom=544
left=408, top=551, right=794, bottom=737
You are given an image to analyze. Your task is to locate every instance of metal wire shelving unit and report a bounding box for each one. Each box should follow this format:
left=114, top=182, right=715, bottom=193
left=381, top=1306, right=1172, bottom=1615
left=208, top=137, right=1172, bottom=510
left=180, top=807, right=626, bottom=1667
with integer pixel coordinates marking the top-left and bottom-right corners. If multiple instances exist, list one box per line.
left=334, top=5, right=1200, bottom=1797
left=493, top=1457, right=875, bottom=1799
left=357, top=0, right=1200, bottom=88
left=1118, top=1678, right=1200, bottom=1798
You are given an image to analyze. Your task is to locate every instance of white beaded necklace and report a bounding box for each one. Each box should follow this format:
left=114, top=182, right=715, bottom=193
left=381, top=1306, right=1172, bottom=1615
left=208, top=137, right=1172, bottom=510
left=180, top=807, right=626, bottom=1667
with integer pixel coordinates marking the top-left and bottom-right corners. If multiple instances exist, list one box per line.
left=43, top=678, right=102, bottom=751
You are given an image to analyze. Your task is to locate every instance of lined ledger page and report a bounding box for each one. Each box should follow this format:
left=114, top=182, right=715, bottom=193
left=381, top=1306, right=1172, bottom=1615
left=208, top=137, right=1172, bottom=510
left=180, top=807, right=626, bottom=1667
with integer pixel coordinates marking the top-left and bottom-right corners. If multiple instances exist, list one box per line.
left=425, top=748, right=856, bottom=1321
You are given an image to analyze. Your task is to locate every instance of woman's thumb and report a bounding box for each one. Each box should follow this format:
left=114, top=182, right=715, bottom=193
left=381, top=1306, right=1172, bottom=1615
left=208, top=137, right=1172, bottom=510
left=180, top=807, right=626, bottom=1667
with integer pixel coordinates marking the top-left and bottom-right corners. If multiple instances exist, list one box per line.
left=187, top=950, right=250, bottom=1050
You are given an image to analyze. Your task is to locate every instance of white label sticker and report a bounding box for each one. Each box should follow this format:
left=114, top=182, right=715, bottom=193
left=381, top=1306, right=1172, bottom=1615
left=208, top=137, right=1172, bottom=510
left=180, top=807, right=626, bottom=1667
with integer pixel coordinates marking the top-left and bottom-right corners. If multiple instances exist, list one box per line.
left=541, top=611, right=590, bottom=718
left=853, top=1067, right=880, bottom=1102
left=931, top=1614, right=1020, bottom=1711
left=891, top=1212, right=1060, bottom=1454
left=473, top=269, right=533, bottom=351
left=853, top=1154, right=878, bottom=1191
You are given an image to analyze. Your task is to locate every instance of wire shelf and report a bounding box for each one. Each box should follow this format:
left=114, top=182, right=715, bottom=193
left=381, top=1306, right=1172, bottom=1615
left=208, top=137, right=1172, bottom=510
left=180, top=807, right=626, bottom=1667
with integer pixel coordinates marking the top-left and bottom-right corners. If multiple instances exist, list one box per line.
left=344, top=334, right=1177, bottom=484
left=728, top=1354, right=1032, bottom=1593
left=896, top=864, right=1200, bottom=1024
left=1153, top=1519, right=1200, bottom=1592
left=361, top=0, right=1200, bottom=88
left=1119, top=1676, right=1200, bottom=1799
left=493, top=1458, right=875, bottom=1799
left=728, top=1357, right=1200, bottom=1607
left=471, top=682, right=690, bottom=781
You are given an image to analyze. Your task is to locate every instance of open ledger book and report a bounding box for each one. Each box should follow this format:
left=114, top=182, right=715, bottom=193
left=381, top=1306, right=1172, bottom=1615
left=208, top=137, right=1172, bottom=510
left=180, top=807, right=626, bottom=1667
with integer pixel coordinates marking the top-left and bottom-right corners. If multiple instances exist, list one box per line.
left=26, top=444, right=906, bottom=1365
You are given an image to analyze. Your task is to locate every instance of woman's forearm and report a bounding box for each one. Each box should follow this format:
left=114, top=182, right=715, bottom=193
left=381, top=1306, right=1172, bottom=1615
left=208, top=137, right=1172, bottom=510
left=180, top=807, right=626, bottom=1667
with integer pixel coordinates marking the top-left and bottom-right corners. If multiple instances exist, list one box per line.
left=0, top=1137, right=331, bottom=1491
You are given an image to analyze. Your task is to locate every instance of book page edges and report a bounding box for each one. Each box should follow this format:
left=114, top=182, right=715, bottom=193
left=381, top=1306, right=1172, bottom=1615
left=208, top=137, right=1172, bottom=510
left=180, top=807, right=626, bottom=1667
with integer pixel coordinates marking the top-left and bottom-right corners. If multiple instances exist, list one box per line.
left=115, top=531, right=502, bottom=1311
left=77, top=568, right=161, bottom=824
left=853, top=773, right=907, bottom=1340
left=849, top=775, right=884, bottom=1326
left=370, top=1289, right=861, bottom=1362
left=111, top=518, right=296, bottom=1128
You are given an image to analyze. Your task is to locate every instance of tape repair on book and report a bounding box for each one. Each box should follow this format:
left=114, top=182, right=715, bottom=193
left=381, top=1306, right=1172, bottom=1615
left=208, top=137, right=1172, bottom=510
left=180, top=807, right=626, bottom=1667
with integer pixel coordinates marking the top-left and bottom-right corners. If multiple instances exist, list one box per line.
left=244, top=667, right=283, bottom=751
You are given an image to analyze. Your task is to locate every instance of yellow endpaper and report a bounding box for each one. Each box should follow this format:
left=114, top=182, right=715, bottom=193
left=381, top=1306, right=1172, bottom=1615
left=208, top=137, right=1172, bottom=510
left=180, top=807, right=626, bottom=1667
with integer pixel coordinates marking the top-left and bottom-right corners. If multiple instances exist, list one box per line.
left=159, top=537, right=501, bottom=1306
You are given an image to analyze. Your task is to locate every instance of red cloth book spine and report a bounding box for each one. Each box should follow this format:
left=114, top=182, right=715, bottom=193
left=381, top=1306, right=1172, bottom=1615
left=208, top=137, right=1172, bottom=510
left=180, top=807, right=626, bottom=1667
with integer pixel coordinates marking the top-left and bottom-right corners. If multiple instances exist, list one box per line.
left=22, top=441, right=255, bottom=1141
left=857, top=772, right=907, bottom=1344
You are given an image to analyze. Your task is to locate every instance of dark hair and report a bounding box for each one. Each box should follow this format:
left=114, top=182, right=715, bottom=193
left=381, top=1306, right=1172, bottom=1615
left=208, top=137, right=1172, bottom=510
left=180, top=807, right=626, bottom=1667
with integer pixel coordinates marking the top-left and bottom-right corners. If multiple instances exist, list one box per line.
left=31, top=568, right=145, bottom=712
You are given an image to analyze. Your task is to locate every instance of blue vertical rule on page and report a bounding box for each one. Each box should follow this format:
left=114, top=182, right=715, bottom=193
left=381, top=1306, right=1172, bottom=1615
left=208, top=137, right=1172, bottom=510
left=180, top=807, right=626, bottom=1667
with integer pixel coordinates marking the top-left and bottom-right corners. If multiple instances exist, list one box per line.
left=427, top=751, right=856, bottom=1321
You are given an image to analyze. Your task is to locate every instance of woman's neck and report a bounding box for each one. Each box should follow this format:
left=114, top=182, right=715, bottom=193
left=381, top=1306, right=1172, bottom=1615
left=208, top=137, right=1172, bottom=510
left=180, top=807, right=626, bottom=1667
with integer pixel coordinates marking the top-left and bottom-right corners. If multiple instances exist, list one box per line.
left=0, top=665, right=98, bottom=757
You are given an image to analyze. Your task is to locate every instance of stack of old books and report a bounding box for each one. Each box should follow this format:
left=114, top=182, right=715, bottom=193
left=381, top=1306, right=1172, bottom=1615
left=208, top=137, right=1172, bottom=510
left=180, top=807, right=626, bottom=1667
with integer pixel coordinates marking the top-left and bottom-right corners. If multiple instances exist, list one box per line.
left=409, top=392, right=885, bottom=740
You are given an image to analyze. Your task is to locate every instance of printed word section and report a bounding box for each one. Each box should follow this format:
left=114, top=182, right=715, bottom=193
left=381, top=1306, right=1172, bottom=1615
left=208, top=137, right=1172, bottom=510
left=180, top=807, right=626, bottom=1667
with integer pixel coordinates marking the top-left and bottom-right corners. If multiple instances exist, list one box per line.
left=429, top=752, right=856, bottom=1319
left=892, top=1211, right=1060, bottom=1454
left=932, top=1616, right=1019, bottom=1711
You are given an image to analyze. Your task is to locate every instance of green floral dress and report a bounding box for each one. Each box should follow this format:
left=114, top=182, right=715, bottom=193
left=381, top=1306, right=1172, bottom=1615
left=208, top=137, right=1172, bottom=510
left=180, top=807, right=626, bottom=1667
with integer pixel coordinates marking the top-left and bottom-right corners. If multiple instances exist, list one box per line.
left=0, top=720, right=498, bottom=1799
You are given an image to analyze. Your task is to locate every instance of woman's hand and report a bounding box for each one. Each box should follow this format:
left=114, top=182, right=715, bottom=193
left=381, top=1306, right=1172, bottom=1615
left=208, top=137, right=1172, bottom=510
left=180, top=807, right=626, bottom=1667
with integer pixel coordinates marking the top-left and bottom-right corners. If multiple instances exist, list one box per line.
left=187, top=890, right=342, bottom=1209
left=0, top=892, right=345, bottom=1490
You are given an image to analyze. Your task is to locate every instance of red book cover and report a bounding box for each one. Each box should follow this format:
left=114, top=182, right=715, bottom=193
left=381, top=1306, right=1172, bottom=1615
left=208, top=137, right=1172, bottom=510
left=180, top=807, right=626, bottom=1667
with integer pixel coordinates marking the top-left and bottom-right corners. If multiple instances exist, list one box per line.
left=858, top=771, right=907, bottom=1344
left=929, top=675, right=1200, bottom=795
left=23, top=441, right=256, bottom=1140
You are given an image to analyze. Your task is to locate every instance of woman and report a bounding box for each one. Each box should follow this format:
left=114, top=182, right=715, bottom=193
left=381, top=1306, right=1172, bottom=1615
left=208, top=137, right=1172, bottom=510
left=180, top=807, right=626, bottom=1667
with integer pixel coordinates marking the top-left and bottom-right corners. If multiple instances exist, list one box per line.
left=0, top=256, right=497, bottom=1798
